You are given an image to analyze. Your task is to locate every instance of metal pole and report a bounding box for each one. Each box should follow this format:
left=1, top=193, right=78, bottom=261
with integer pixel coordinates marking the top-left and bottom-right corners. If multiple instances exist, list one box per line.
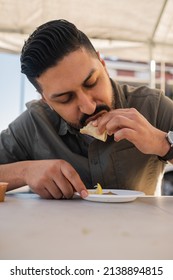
left=150, top=59, right=156, bottom=89
left=148, top=0, right=168, bottom=89
left=160, top=61, right=165, bottom=94
left=149, top=43, right=156, bottom=89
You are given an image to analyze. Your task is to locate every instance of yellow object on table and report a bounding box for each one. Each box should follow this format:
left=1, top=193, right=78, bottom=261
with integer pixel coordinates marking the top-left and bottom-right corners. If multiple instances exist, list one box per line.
left=88, top=183, right=103, bottom=194
left=95, top=183, right=103, bottom=194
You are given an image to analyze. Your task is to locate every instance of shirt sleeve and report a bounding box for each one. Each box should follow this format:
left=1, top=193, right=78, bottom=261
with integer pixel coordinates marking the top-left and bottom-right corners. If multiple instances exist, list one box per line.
left=157, top=93, right=173, bottom=131
left=0, top=111, right=33, bottom=163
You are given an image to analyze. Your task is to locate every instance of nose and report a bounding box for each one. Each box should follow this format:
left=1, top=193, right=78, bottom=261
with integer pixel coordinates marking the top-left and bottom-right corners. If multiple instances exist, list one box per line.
left=78, top=92, right=96, bottom=115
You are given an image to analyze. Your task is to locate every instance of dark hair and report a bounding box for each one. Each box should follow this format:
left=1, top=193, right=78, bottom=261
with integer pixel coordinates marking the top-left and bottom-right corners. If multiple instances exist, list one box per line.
left=20, top=19, right=97, bottom=92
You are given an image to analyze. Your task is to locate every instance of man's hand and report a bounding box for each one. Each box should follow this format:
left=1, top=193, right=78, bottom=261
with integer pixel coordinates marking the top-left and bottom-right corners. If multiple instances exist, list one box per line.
left=24, top=159, right=88, bottom=199
left=92, top=108, right=169, bottom=157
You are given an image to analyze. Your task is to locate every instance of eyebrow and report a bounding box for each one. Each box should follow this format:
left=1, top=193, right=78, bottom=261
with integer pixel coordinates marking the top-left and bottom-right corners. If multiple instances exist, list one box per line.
left=50, top=68, right=96, bottom=99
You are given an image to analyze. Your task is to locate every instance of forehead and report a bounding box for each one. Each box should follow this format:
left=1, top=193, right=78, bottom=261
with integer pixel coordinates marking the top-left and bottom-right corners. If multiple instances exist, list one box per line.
left=37, top=48, right=101, bottom=94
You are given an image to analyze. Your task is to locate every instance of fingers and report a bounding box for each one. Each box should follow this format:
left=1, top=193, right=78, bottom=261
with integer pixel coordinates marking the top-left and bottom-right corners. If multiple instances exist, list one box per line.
left=93, top=108, right=137, bottom=136
left=28, top=160, right=88, bottom=199
left=30, top=180, right=64, bottom=199
left=59, top=161, right=88, bottom=198
left=114, top=128, right=136, bottom=142
left=107, top=115, right=134, bottom=136
left=92, top=108, right=157, bottom=154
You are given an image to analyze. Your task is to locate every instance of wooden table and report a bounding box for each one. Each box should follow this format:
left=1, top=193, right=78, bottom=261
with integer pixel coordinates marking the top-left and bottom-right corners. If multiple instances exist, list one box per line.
left=0, top=189, right=173, bottom=260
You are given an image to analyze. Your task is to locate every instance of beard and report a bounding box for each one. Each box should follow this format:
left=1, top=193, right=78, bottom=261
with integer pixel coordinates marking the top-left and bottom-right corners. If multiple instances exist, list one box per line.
left=67, top=85, right=116, bottom=130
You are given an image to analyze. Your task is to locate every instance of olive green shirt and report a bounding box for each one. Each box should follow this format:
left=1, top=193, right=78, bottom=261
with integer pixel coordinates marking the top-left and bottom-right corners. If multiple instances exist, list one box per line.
left=1, top=82, right=173, bottom=194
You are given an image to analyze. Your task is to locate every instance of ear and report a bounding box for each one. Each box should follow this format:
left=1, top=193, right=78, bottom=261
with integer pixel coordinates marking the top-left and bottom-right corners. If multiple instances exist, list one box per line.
left=41, top=95, right=53, bottom=109
left=96, top=51, right=106, bottom=66
left=41, top=96, right=54, bottom=110
left=97, top=51, right=109, bottom=76
left=41, top=95, right=46, bottom=103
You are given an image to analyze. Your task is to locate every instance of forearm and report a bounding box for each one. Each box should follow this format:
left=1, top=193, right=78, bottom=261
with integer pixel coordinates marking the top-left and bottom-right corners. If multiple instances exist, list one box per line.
left=0, top=161, right=29, bottom=191
left=0, top=159, right=88, bottom=199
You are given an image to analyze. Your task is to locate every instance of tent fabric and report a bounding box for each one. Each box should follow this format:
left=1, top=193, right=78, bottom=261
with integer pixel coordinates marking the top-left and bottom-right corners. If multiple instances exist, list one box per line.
left=0, top=0, right=173, bottom=62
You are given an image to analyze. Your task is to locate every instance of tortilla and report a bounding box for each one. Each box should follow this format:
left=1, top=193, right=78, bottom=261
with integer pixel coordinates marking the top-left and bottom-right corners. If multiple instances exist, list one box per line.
left=80, top=122, right=107, bottom=142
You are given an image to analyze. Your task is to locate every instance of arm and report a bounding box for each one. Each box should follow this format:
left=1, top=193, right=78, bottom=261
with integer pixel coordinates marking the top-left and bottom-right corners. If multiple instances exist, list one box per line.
left=0, top=160, right=88, bottom=199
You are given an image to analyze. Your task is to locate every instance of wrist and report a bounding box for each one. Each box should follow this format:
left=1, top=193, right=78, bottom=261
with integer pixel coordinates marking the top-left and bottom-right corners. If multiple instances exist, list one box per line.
left=158, top=131, right=173, bottom=162
left=158, top=132, right=171, bottom=157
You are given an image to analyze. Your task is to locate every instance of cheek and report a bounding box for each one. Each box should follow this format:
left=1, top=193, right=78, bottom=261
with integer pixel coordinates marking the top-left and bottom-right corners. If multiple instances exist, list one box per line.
left=53, top=104, right=79, bottom=122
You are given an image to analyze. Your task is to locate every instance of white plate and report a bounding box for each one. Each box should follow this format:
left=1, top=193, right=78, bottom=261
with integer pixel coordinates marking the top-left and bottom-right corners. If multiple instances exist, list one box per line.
left=75, top=189, right=145, bottom=203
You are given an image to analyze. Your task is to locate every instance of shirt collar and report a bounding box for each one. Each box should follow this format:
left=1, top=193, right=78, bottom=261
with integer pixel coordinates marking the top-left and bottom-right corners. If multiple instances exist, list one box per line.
left=58, top=119, right=78, bottom=136
left=110, top=79, right=127, bottom=109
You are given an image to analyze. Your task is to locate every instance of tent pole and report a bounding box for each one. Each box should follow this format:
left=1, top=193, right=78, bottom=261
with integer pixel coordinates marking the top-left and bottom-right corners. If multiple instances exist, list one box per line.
left=160, top=61, right=165, bottom=94
left=148, top=0, right=168, bottom=89
left=149, top=43, right=156, bottom=89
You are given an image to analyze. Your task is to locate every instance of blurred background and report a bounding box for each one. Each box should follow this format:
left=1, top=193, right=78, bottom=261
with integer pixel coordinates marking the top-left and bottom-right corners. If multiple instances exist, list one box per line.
left=1, top=0, right=173, bottom=194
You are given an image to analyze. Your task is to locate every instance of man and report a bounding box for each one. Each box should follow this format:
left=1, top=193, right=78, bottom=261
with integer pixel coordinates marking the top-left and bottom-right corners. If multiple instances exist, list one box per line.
left=0, top=19, right=173, bottom=199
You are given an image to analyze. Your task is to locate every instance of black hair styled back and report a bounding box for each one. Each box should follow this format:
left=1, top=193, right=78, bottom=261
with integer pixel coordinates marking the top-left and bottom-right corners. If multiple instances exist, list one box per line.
left=20, top=19, right=97, bottom=92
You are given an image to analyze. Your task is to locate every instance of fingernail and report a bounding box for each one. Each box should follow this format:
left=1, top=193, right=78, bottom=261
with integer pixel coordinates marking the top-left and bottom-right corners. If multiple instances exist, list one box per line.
left=80, top=190, right=88, bottom=198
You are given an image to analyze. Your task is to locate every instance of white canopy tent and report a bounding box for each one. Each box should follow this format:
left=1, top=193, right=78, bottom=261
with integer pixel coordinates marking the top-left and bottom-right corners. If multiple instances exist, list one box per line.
left=0, top=0, right=173, bottom=63
left=1, top=0, right=173, bottom=91
left=1, top=0, right=173, bottom=181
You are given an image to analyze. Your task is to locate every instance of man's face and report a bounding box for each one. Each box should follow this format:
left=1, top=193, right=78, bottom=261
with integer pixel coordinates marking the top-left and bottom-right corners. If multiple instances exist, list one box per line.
left=37, top=48, right=115, bottom=129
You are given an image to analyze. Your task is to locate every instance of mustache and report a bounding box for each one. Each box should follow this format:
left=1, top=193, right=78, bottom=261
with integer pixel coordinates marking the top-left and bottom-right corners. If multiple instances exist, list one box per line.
left=80, top=104, right=110, bottom=126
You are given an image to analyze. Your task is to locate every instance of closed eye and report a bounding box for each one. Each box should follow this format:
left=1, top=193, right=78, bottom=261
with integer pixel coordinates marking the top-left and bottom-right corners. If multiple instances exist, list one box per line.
left=54, top=93, right=74, bottom=104
left=84, top=79, right=98, bottom=89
